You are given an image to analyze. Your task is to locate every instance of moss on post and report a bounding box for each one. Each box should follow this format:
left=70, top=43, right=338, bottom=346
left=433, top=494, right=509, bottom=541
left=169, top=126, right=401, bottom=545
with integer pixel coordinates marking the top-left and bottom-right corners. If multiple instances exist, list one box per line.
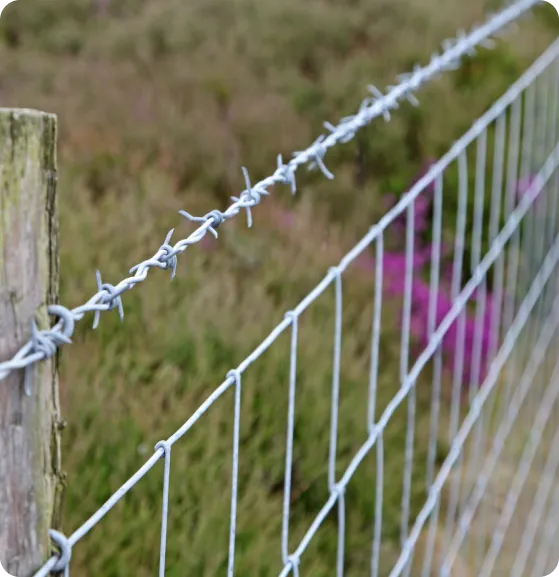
left=0, top=109, right=63, bottom=576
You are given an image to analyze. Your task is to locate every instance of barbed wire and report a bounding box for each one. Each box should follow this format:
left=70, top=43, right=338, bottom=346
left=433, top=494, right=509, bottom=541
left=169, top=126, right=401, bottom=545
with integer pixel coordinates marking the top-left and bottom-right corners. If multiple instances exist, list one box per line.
left=0, top=0, right=539, bottom=389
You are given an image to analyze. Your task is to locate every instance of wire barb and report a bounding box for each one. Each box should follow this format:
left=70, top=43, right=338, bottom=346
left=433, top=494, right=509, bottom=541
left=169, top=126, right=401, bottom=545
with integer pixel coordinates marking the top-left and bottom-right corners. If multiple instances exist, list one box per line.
left=276, top=154, right=297, bottom=194
left=178, top=210, right=223, bottom=239
left=92, top=270, right=124, bottom=329
left=295, top=135, right=335, bottom=180
left=23, top=305, right=75, bottom=396
left=230, top=167, right=270, bottom=228
left=159, top=229, right=179, bottom=279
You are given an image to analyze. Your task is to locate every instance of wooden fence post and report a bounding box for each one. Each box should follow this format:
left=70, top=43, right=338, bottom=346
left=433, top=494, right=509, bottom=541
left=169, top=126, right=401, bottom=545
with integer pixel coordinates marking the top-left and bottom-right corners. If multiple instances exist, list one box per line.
left=0, top=109, right=63, bottom=576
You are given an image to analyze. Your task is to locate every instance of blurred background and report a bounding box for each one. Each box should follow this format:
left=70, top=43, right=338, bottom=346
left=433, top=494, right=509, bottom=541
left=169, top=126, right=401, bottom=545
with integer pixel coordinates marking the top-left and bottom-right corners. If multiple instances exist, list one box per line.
left=1, top=1, right=559, bottom=575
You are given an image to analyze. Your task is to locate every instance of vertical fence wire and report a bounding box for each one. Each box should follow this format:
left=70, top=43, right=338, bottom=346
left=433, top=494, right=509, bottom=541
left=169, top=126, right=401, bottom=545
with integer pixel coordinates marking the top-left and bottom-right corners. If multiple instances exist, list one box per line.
left=425, top=173, right=444, bottom=492
left=443, top=150, right=469, bottom=562
left=282, top=311, right=299, bottom=567
left=400, top=202, right=416, bottom=577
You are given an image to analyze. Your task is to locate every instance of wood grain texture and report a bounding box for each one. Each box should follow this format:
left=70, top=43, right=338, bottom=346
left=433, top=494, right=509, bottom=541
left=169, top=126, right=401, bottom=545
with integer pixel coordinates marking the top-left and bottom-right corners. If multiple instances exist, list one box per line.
left=0, top=109, right=63, bottom=576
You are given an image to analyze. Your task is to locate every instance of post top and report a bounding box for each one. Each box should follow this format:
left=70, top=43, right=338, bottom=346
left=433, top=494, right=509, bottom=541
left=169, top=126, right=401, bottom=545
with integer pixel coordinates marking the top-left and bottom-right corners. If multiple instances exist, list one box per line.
left=0, top=107, right=57, bottom=120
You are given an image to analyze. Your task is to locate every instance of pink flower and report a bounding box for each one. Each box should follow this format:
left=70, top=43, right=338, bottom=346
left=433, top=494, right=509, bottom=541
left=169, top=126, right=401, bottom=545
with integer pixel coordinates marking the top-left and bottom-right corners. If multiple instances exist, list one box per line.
left=377, top=161, right=500, bottom=390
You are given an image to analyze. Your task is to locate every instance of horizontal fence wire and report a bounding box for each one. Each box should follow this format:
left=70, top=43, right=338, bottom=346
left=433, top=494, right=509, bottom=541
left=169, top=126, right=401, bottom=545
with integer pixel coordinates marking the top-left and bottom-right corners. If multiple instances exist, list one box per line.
left=32, top=20, right=559, bottom=577
left=0, top=0, right=540, bottom=391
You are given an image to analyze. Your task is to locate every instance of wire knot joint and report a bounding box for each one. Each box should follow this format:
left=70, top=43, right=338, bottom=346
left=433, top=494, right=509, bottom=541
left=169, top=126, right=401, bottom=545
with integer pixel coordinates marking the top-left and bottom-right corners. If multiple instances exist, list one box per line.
left=50, top=529, right=72, bottom=575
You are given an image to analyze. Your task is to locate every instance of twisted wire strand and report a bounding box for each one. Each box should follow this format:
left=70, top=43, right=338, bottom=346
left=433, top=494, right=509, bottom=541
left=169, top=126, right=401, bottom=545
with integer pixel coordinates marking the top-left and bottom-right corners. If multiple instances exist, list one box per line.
left=0, top=0, right=538, bottom=388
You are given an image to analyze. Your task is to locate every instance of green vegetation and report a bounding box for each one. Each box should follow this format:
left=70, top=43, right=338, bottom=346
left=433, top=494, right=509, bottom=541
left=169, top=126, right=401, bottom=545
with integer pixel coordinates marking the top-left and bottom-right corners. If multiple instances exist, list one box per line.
left=1, top=0, right=559, bottom=575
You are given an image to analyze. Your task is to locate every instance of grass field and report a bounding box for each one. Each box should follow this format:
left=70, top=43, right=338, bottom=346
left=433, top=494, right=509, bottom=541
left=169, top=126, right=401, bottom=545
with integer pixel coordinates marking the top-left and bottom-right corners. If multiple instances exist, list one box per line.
left=2, top=0, right=559, bottom=575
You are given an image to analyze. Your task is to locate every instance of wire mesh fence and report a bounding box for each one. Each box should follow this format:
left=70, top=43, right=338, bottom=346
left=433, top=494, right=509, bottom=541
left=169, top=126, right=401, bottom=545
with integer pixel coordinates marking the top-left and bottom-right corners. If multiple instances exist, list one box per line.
left=16, top=3, right=559, bottom=577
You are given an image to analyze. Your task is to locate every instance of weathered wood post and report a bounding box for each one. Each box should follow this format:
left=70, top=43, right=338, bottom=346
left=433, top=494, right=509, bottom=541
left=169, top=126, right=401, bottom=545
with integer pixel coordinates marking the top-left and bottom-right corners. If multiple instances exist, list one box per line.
left=0, top=109, right=63, bottom=576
